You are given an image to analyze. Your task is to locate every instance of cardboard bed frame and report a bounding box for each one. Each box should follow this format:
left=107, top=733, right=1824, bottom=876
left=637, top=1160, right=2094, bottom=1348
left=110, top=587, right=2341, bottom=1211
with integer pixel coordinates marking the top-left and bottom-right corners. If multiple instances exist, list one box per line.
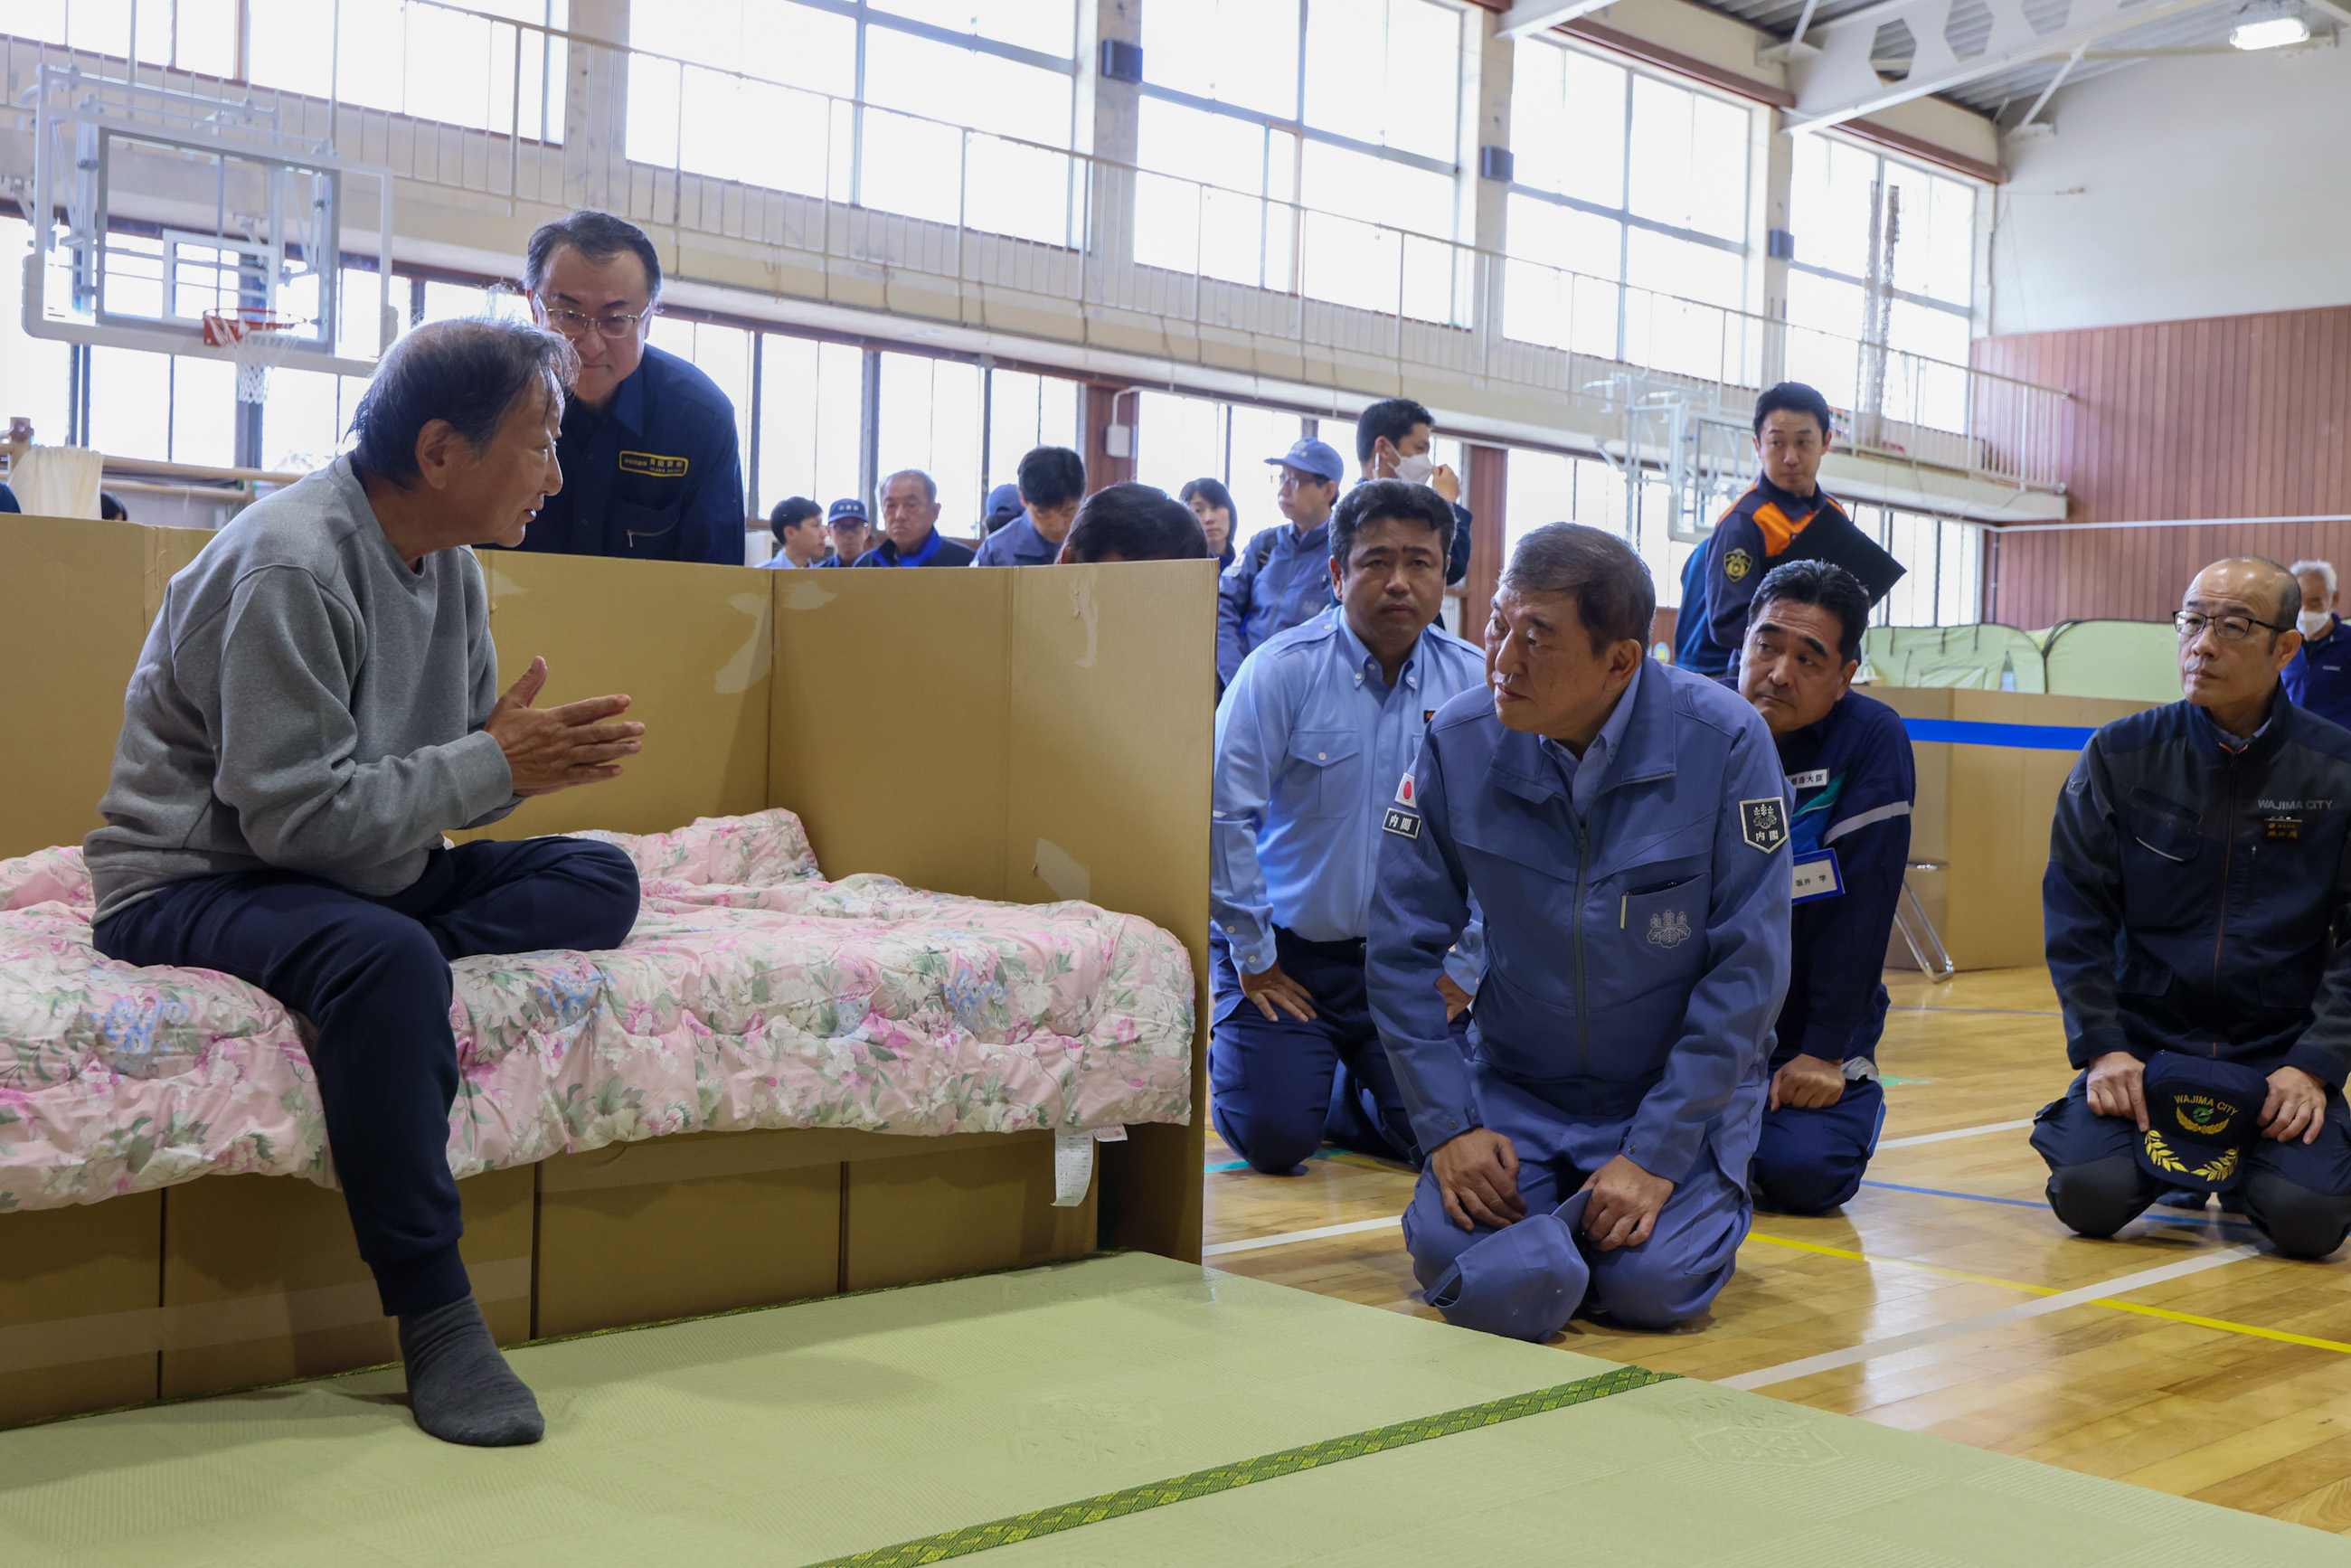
left=0, top=515, right=1213, bottom=1427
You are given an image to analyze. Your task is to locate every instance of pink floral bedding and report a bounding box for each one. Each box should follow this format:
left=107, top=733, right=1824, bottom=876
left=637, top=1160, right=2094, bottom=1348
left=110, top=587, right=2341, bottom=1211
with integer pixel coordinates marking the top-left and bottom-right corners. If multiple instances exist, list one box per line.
left=0, top=811, right=1194, bottom=1213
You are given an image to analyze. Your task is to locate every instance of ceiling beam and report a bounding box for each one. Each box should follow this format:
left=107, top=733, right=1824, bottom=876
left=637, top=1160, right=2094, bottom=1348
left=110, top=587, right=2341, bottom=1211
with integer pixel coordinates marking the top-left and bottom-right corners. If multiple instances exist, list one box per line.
left=1784, top=0, right=2228, bottom=134
left=1496, top=0, right=1619, bottom=39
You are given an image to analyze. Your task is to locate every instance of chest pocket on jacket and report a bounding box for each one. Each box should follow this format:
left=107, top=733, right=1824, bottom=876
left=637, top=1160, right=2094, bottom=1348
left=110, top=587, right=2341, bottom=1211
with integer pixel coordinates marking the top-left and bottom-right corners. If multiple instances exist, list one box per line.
left=612, top=496, right=684, bottom=558
left=1281, top=731, right=1364, bottom=820
left=1615, top=865, right=1713, bottom=987
left=2120, top=798, right=2207, bottom=930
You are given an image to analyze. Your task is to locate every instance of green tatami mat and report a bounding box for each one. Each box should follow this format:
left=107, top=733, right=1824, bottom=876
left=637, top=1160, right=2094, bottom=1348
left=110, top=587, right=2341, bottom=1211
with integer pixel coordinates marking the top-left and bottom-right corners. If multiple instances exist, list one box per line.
left=1, top=1253, right=2341, bottom=1568
left=0, top=1254, right=1623, bottom=1568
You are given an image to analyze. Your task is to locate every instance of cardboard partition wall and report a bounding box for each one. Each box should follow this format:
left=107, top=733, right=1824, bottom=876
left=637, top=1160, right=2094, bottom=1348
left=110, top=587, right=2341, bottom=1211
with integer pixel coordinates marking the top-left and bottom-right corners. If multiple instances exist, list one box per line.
left=1871, top=686, right=2153, bottom=971
left=0, top=514, right=1213, bottom=1425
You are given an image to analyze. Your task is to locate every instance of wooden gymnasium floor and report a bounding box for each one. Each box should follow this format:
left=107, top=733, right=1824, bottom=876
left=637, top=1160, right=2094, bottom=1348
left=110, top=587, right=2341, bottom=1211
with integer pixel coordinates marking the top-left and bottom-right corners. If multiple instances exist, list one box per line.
left=1200, top=966, right=2351, bottom=1538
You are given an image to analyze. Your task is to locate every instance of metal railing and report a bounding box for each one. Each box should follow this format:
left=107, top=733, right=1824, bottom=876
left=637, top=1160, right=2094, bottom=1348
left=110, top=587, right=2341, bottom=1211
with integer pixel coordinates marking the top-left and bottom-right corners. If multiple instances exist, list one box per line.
left=1, top=0, right=2071, bottom=491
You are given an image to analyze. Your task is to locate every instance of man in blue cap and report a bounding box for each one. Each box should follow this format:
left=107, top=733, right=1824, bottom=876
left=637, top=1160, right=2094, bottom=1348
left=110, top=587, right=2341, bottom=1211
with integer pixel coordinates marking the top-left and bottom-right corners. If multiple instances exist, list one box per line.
left=1213, top=480, right=1486, bottom=1174
left=971, top=447, right=1085, bottom=568
left=813, top=497, right=872, bottom=568
left=2038, top=556, right=2351, bottom=1260
left=1369, top=524, right=1790, bottom=1339
left=1218, top=438, right=1345, bottom=688
left=1736, top=560, right=1914, bottom=1214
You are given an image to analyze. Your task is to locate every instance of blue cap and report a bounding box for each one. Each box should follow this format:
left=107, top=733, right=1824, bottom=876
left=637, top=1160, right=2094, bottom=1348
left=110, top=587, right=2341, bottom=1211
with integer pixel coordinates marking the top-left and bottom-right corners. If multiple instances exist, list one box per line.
left=826, top=497, right=867, bottom=524
left=1421, top=1190, right=1592, bottom=1343
left=2137, top=1052, right=2271, bottom=1193
left=1263, top=438, right=1346, bottom=485
left=985, top=482, right=1024, bottom=523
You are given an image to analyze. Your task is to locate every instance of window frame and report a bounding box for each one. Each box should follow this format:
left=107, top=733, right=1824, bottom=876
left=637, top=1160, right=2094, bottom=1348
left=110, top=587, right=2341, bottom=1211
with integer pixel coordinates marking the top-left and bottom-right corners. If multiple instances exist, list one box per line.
left=1785, top=136, right=1979, bottom=349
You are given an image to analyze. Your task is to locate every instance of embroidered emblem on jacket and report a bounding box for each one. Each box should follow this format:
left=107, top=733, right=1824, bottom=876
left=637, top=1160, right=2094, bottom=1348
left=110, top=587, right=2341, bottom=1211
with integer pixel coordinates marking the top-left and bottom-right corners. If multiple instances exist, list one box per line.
left=1723, top=547, right=1752, bottom=581
left=1382, top=808, right=1421, bottom=839
left=618, top=450, right=689, bottom=478
left=1740, top=798, right=1789, bottom=854
left=1647, top=910, right=1693, bottom=949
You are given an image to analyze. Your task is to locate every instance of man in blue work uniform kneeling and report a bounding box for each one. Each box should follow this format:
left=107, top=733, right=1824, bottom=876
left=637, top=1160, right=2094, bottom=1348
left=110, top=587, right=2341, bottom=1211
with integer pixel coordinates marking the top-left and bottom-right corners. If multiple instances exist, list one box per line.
left=1736, top=561, right=1915, bottom=1214
left=1371, top=524, right=1791, bottom=1337
left=1211, top=480, right=1487, bottom=1174
left=2037, top=556, right=2351, bottom=1259
left=513, top=211, right=746, bottom=565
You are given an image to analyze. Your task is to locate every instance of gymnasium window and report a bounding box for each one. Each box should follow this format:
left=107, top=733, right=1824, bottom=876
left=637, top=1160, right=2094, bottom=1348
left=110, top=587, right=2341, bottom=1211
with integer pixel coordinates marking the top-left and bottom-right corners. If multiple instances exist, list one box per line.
left=876, top=352, right=986, bottom=532
left=1785, top=136, right=1978, bottom=431
left=627, top=0, right=1079, bottom=247
left=247, top=0, right=570, bottom=143
left=1134, top=0, right=1467, bottom=322
left=757, top=337, right=866, bottom=518
left=985, top=370, right=1083, bottom=498
left=1503, top=38, right=1754, bottom=379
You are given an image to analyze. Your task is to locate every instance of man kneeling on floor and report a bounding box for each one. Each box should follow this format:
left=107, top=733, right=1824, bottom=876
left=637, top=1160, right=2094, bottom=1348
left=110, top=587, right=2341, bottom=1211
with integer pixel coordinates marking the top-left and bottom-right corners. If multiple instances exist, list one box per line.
left=84, top=318, right=647, bottom=1445
left=2038, top=556, right=2351, bottom=1260
left=1737, top=561, right=1915, bottom=1213
left=1368, top=524, right=1791, bottom=1337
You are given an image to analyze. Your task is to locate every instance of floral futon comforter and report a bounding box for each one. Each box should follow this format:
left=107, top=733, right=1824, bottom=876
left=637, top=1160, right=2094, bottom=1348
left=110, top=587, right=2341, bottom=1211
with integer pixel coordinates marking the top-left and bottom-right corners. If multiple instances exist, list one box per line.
left=0, top=811, right=1193, bottom=1213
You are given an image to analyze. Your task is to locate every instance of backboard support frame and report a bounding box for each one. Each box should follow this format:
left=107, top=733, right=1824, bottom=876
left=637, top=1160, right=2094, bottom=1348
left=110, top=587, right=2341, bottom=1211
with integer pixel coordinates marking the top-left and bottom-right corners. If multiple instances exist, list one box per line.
left=22, top=61, right=397, bottom=383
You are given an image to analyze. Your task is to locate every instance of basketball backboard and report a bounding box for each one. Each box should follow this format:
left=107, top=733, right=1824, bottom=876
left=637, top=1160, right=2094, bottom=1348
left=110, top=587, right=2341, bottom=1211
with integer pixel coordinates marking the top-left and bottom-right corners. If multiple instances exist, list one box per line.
left=22, top=61, right=398, bottom=382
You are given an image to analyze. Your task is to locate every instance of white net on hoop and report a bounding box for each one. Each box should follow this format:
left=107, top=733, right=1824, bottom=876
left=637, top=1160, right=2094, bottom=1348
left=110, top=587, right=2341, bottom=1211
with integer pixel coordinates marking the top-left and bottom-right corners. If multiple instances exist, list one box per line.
left=203, top=310, right=304, bottom=405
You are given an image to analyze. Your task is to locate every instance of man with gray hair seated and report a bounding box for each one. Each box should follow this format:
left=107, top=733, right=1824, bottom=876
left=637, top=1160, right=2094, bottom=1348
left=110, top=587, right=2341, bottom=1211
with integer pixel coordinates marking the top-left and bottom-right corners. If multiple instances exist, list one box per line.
left=85, top=317, right=649, bottom=1447
left=1367, top=524, right=1791, bottom=1340
left=2285, top=559, right=2351, bottom=732
left=855, top=468, right=977, bottom=567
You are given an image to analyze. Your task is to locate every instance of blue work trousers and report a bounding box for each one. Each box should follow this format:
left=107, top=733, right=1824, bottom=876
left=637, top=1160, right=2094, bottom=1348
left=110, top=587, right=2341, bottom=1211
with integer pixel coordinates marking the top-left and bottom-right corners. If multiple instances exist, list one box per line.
left=1210, top=927, right=1421, bottom=1174
left=1751, top=1074, right=1886, bottom=1214
left=2031, top=1072, right=2351, bottom=1260
left=93, top=837, right=640, bottom=1315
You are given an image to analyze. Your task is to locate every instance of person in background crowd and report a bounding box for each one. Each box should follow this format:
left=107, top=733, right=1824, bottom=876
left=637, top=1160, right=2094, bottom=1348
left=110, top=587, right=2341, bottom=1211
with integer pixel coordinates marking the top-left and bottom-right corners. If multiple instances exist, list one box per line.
left=1057, top=483, right=1210, bottom=563
left=2037, top=557, right=2351, bottom=1259
left=82, top=318, right=646, bottom=1448
left=1211, top=480, right=1485, bottom=1176
left=982, top=482, right=1024, bottom=536
left=509, top=210, right=743, bottom=566
left=1676, top=383, right=1900, bottom=676
left=1355, top=398, right=1470, bottom=589
left=2285, top=560, right=2351, bottom=732
left=1217, top=438, right=1345, bottom=687
left=760, top=497, right=825, bottom=569
left=1736, top=561, right=1914, bottom=1214
left=1181, top=477, right=1239, bottom=569
left=856, top=470, right=977, bottom=568
left=0, top=481, right=17, bottom=514
left=99, top=491, right=129, bottom=522
left=816, top=497, right=872, bottom=568
left=1370, top=524, right=1789, bottom=1340
left=972, top=447, right=1085, bottom=568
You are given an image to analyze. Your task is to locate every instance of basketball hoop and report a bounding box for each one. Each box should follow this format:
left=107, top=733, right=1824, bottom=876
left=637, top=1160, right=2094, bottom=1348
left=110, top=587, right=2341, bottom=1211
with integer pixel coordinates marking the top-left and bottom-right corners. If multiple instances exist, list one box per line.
left=203, top=307, right=304, bottom=404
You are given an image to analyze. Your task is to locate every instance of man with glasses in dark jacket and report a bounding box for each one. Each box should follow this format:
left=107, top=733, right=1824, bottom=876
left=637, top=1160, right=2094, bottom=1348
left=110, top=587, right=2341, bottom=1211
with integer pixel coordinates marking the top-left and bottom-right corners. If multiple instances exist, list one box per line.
left=2036, top=557, right=2351, bottom=1260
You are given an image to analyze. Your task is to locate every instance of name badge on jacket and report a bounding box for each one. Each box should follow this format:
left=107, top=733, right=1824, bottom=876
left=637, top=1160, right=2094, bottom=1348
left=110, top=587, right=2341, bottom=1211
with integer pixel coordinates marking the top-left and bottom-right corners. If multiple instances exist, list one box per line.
left=1792, top=849, right=1843, bottom=903
left=618, top=450, right=689, bottom=478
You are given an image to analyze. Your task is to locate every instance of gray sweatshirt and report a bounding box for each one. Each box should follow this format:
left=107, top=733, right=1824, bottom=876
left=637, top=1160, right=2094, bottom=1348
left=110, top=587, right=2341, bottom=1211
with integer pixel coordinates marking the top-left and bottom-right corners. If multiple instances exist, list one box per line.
left=85, top=457, right=518, bottom=923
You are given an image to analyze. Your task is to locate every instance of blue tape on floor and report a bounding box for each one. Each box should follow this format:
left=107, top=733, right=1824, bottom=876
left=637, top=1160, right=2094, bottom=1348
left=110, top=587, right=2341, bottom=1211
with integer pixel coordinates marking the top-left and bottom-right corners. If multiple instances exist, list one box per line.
left=1900, top=717, right=2098, bottom=751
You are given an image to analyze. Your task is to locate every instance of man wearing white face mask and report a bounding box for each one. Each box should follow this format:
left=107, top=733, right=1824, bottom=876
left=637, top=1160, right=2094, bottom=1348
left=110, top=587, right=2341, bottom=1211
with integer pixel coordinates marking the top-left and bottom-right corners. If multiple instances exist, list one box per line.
left=2284, top=560, right=2351, bottom=732
left=1355, top=399, right=1471, bottom=590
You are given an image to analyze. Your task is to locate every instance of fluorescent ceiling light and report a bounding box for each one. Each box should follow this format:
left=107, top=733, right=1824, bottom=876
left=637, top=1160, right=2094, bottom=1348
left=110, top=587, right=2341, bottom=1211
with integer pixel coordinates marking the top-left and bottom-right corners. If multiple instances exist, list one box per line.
left=2230, top=9, right=2311, bottom=48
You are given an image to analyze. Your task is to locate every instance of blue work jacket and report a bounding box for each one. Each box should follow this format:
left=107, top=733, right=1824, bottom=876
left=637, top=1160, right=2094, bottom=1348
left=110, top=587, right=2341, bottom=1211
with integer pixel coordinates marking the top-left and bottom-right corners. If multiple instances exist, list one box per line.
left=1775, top=690, right=1914, bottom=1068
left=1217, top=522, right=1336, bottom=687
left=2283, top=618, right=2351, bottom=732
left=508, top=344, right=744, bottom=566
left=969, top=512, right=1064, bottom=567
left=854, top=529, right=977, bottom=567
left=1368, top=659, right=1793, bottom=1183
left=2045, top=694, right=2351, bottom=1085
left=1213, top=609, right=1486, bottom=978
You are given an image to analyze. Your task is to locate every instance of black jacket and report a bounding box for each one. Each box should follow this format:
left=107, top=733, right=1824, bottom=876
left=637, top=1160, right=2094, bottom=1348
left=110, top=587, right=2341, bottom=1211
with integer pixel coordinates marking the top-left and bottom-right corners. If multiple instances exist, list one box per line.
left=2044, top=693, right=2351, bottom=1085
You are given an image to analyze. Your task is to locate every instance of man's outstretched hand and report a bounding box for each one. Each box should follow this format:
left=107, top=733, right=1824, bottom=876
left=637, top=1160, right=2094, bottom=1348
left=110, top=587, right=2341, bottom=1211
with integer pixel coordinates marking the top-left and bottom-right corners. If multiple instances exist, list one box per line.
left=485, top=656, right=644, bottom=797
left=1430, top=1127, right=1525, bottom=1233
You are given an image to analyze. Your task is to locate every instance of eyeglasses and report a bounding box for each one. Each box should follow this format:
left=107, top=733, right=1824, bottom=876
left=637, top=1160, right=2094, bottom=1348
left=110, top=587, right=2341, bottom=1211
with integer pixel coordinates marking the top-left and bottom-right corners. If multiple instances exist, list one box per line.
left=542, top=307, right=650, bottom=340
left=2174, top=610, right=2290, bottom=642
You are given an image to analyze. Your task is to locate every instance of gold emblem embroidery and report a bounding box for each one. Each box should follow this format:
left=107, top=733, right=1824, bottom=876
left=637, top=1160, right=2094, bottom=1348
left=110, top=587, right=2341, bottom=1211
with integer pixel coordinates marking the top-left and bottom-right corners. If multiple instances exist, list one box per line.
left=1723, top=547, right=1752, bottom=581
left=618, top=450, right=689, bottom=478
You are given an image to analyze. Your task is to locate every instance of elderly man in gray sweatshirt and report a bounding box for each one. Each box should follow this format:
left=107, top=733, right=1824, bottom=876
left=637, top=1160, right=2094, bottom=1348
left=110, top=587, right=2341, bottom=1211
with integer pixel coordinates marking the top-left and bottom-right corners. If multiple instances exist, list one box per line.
left=85, top=317, right=648, bottom=1447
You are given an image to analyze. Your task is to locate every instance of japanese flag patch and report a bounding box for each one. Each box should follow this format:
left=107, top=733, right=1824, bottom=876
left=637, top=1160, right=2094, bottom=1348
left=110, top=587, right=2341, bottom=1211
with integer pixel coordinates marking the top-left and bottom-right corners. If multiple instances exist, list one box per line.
left=1740, top=797, right=1789, bottom=854
left=1395, top=773, right=1418, bottom=808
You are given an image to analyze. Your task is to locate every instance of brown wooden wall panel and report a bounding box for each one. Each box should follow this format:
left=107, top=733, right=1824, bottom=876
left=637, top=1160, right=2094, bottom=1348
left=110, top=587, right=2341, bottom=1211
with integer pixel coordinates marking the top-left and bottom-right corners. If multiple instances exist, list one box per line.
left=1974, top=305, right=2351, bottom=629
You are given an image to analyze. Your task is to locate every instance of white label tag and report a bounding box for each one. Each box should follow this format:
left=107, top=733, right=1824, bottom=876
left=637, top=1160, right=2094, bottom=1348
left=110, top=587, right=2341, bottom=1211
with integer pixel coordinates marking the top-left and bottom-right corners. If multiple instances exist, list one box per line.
left=1053, top=1130, right=1094, bottom=1206
left=1788, top=769, right=1829, bottom=789
left=1792, top=849, right=1844, bottom=903
left=1092, top=1124, right=1128, bottom=1143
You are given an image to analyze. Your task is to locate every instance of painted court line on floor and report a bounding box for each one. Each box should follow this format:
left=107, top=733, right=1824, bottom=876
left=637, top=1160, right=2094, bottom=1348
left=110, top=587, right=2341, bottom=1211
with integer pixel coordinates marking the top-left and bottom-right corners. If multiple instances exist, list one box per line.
left=1202, top=1216, right=1397, bottom=1257
left=1875, top=1118, right=2035, bottom=1149
left=1719, top=1244, right=2262, bottom=1391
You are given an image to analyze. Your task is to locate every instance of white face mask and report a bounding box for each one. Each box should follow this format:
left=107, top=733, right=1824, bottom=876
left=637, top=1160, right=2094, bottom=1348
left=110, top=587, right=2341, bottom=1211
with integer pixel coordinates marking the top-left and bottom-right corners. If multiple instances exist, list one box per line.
left=1389, top=451, right=1435, bottom=486
left=2299, top=609, right=2333, bottom=638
